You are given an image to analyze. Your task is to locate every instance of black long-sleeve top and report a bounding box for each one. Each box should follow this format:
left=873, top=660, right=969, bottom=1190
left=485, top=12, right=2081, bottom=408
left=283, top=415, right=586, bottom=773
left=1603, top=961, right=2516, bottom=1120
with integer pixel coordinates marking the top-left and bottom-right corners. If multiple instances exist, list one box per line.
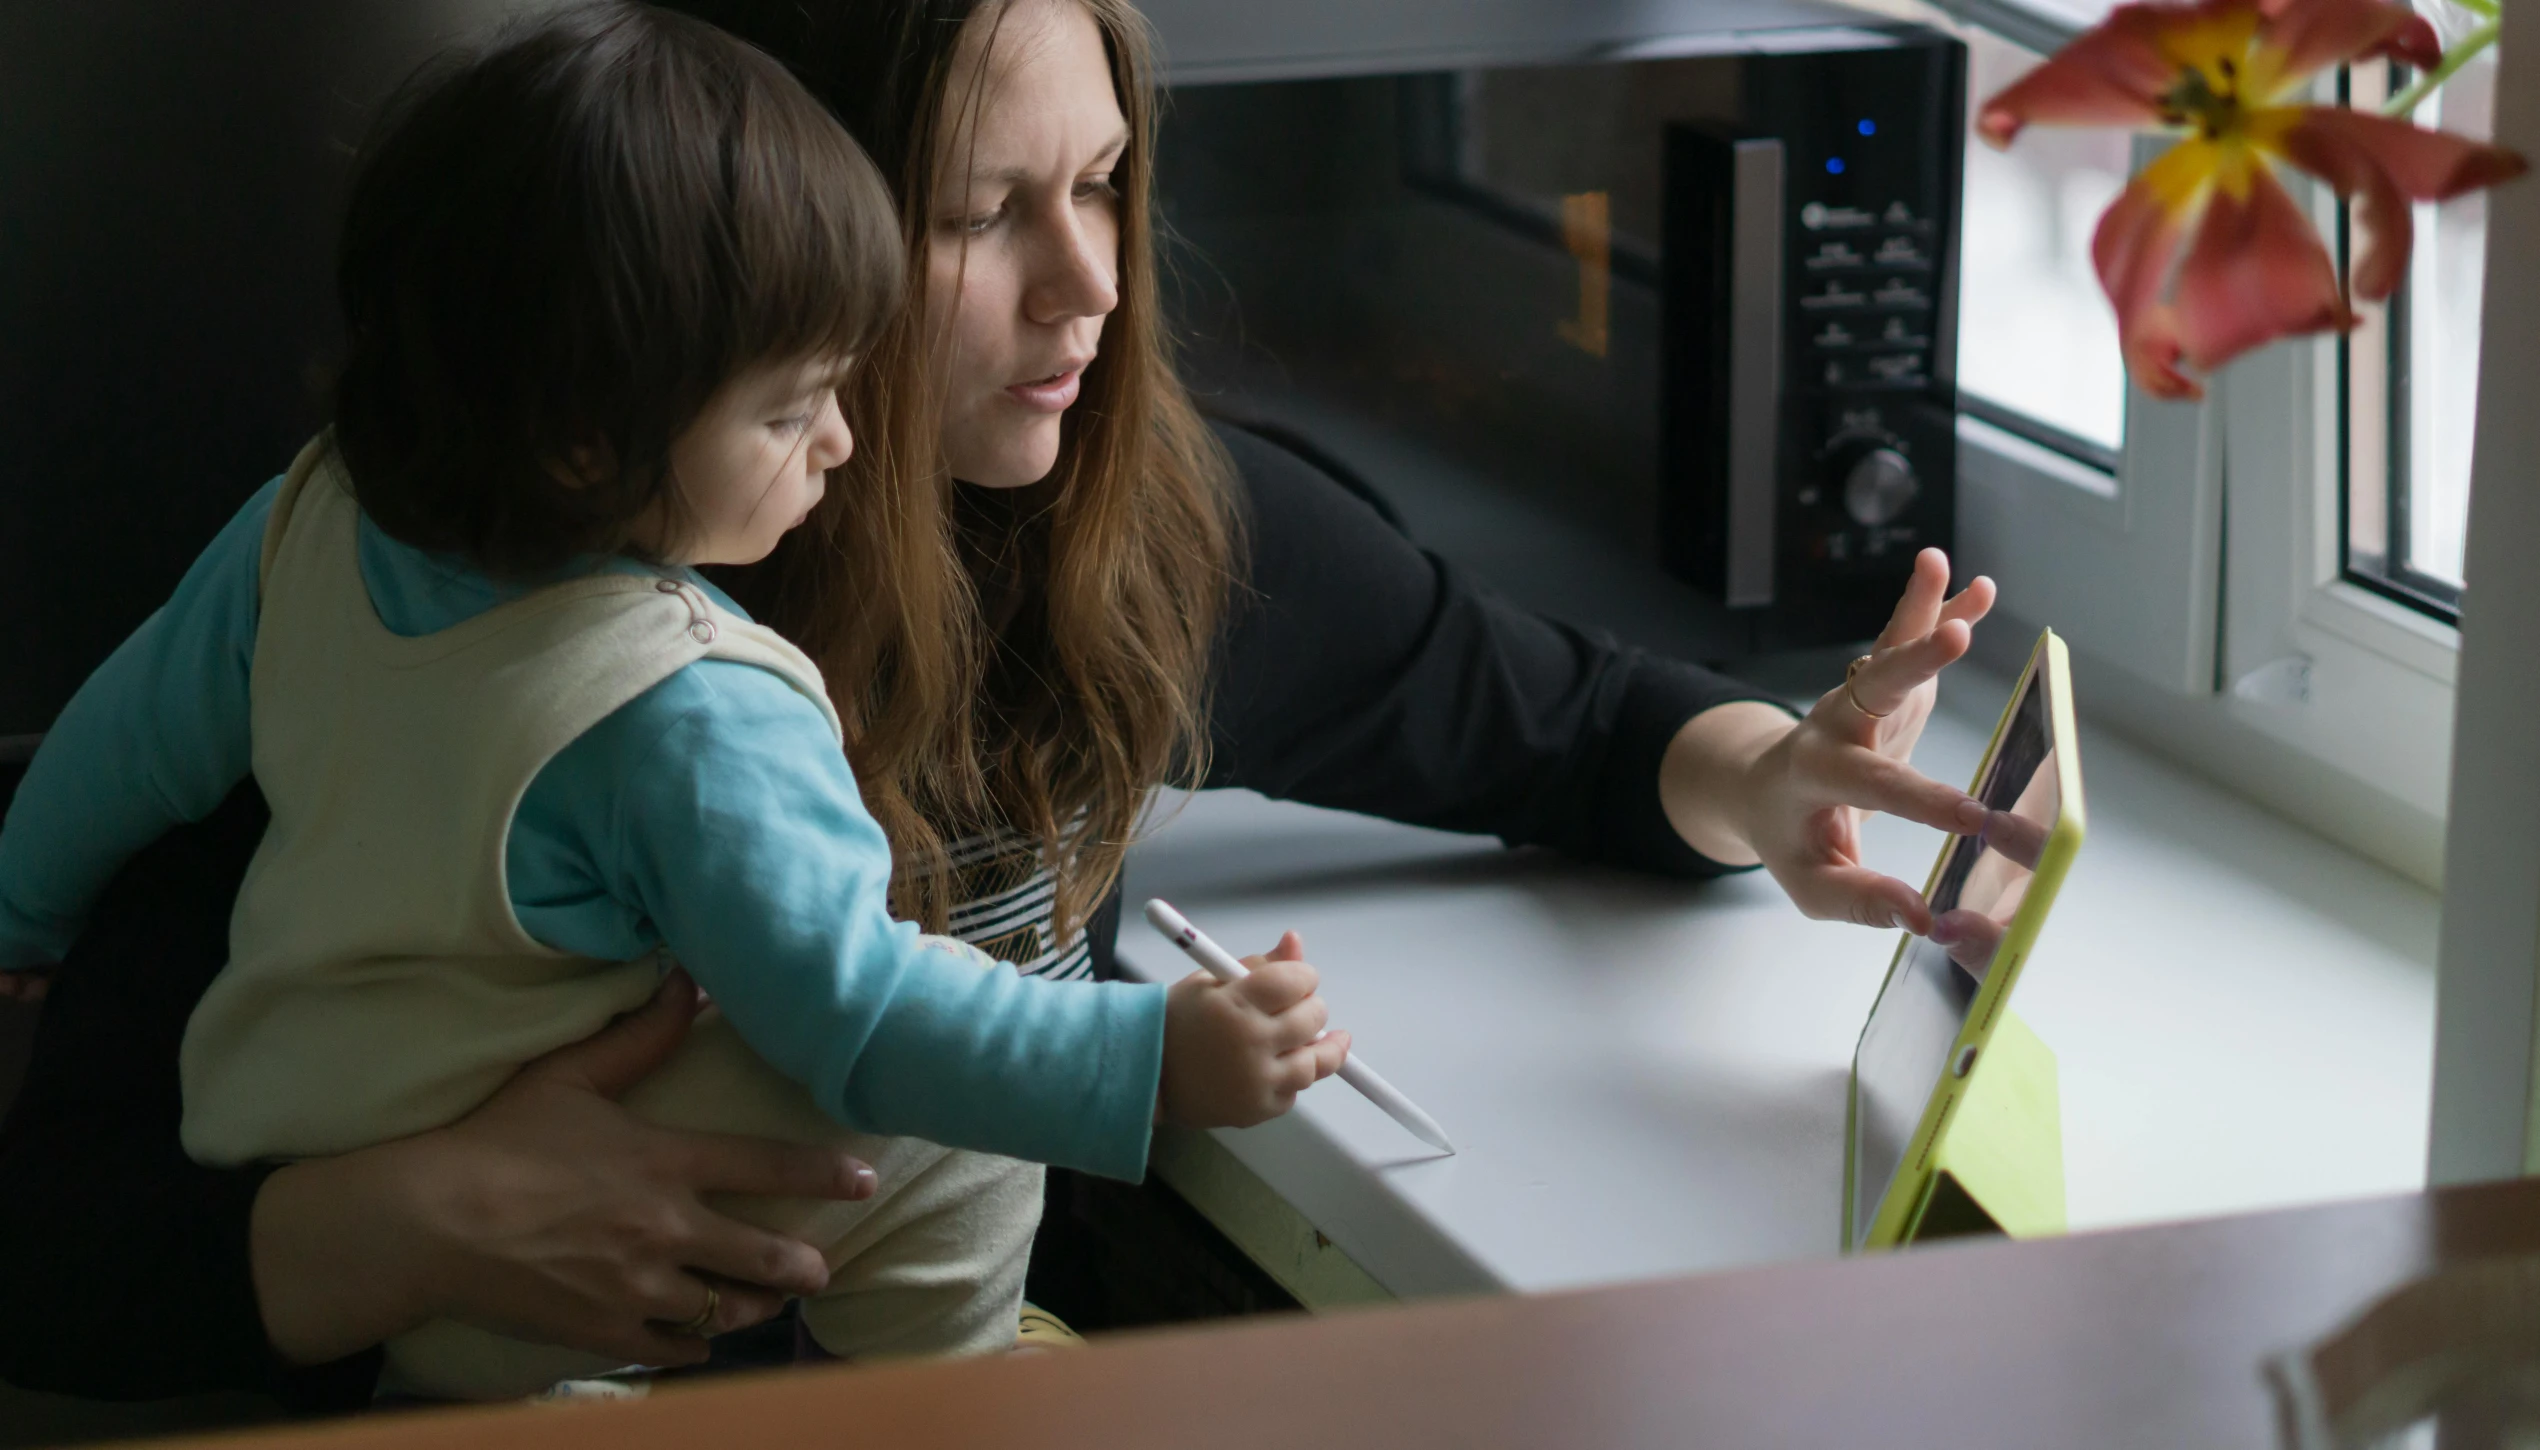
left=0, top=422, right=1767, bottom=1407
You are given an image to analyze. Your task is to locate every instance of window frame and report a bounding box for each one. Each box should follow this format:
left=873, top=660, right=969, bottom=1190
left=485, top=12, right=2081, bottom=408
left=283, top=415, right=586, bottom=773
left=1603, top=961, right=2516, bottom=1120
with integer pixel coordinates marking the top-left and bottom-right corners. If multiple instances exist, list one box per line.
left=2335, top=59, right=2473, bottom=626
left=2341, top=274, right=2469, bottom=623
left=2204, top=78, right=2461, bottom=848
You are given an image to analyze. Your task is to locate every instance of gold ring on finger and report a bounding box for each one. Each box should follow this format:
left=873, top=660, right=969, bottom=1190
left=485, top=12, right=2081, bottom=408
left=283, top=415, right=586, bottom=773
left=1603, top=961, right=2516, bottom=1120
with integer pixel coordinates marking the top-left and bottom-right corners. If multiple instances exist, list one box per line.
left=1844, top=654, right=1892, bottom=720
left=673, top=1282, right=720, bottom=1337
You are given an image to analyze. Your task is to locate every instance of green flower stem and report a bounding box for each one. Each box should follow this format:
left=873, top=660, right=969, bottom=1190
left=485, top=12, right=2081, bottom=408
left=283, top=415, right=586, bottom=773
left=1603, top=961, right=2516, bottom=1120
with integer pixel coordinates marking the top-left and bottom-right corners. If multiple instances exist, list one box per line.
left=2383, top=19, right=2503, bottom=117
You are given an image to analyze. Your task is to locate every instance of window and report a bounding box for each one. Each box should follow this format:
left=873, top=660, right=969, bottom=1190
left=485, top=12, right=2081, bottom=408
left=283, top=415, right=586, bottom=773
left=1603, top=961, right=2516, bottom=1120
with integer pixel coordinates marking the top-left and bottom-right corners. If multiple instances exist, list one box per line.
left=1932, top=0, right=2223, bottom=699
left=1816, top=0, right=2495, bottom=887
left=2342, top=41, right=2498, bottom=622
left=1931, top=0, right=2468, bottom=882
left=1955, top=26, right=2130, bottom=466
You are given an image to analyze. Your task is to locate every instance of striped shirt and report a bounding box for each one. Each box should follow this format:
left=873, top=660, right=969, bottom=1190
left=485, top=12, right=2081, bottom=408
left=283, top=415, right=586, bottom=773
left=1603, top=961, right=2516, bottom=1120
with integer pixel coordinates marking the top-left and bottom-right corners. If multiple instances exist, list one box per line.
left=937, top=818, right=1094, bottom=983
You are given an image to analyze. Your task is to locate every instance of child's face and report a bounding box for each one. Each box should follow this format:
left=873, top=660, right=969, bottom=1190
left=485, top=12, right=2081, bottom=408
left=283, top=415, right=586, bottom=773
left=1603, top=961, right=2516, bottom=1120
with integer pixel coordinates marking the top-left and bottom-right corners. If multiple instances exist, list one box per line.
left=660, top=356, right=855, bottom=566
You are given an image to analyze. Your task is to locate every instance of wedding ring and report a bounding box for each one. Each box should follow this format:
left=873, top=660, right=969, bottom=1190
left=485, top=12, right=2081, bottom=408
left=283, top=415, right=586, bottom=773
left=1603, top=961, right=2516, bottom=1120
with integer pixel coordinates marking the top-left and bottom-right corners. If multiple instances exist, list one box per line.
left=673, top=1283, right=720, bottom=1337
left=1844, top=653, right=1892, bottom=720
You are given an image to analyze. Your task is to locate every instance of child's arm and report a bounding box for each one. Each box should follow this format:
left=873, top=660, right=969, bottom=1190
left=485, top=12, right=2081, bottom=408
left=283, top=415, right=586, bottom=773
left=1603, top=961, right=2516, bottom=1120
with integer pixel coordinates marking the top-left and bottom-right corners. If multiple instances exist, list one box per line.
left=0, top=480, right=276, bottom=973
left=586, top=661, right=1340, bottom=1181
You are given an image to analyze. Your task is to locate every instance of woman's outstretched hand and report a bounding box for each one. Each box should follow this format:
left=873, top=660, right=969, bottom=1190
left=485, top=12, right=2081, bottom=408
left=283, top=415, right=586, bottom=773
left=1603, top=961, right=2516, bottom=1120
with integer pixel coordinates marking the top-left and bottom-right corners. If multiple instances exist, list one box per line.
left=1662, top=548, right=1997, bottom=934
left=249, top=970, right=877, bottom=1370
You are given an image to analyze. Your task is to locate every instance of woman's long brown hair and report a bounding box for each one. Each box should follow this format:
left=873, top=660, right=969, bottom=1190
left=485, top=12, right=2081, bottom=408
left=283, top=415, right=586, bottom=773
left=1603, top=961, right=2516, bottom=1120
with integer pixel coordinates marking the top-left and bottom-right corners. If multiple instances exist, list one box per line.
left=673, top=0, right=1238, bottom=935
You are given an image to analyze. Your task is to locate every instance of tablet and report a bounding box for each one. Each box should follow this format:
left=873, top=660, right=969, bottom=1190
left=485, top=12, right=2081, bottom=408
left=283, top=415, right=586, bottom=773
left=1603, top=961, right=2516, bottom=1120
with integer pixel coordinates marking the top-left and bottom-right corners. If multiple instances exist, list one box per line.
left=1845, top=628, right=2085, bottom=1251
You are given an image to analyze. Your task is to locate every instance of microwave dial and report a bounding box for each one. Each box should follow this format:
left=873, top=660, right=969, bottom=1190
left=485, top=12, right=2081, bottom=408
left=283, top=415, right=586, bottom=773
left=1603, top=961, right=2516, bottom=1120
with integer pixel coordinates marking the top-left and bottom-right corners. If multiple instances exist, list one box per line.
left=1835, top=442, right=1918, bottom=528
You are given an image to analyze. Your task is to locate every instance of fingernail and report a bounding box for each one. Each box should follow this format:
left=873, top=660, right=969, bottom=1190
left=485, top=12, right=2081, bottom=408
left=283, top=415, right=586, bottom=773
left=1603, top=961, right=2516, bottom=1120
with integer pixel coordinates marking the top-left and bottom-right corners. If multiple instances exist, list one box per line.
left=850, top=1164, right=878, bottom=1197
left=1930, top=918, right=1960, bottom=944
left=1956, top=799, right=1990, bottom=832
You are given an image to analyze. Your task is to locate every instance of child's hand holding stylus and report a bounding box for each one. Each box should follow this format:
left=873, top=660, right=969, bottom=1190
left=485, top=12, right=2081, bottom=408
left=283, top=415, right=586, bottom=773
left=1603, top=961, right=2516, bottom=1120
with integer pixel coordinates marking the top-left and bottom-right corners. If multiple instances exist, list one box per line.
left=1145, top=900, right=1457, bottom=1153
left=1155, top=930, right=1352, bottom=1127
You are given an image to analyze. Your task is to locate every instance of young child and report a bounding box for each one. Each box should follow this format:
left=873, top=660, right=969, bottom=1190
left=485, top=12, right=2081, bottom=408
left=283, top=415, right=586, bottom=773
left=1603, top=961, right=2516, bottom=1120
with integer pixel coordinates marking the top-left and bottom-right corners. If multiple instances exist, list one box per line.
left=0, top=2, right=1339, bottom=1400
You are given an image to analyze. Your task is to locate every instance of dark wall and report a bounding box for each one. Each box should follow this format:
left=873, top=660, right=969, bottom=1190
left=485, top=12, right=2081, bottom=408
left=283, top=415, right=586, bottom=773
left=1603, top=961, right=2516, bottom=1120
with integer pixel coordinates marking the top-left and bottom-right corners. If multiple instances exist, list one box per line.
left=0, top=2, right=530, bottom=741
left=0, top=764, right=22, bottom=1115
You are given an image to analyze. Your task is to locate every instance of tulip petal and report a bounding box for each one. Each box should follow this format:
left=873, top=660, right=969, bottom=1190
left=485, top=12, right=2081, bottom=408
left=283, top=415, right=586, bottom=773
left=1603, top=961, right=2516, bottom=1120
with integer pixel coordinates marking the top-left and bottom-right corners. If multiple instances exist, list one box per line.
left=2092, top=139, right=2218, bottom=398
left=2171, top=153, right=2348, bottom=370
left=2274, top=106, right=2530, bottom=299
left=1976, top=3, right=2187, bottom=147
left=2254, top=0, right=2441, bottom=96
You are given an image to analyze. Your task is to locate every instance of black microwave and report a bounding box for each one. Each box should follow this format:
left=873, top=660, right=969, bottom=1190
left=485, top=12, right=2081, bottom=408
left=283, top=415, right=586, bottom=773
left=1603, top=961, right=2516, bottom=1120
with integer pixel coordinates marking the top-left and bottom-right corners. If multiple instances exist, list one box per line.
left=1156, top=25, right=1967, bottom=654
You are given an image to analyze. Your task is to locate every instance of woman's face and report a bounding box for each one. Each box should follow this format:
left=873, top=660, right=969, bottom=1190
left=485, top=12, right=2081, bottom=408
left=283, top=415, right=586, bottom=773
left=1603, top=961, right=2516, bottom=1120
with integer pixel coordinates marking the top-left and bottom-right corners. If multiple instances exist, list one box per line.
left=927, top=0, right=1124, bottom=489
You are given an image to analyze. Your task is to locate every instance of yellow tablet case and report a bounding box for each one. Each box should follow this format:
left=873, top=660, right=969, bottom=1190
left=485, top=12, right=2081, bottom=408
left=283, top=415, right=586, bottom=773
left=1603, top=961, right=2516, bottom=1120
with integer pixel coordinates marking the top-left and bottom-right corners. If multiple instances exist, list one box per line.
left=1844, top=628, right=2084, bottom=1251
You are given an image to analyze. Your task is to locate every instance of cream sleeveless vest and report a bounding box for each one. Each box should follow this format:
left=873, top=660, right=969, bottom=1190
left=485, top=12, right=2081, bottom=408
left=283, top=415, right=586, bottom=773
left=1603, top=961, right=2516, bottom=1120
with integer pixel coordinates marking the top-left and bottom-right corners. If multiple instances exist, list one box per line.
left=179, top=437, right=842, bottom=1166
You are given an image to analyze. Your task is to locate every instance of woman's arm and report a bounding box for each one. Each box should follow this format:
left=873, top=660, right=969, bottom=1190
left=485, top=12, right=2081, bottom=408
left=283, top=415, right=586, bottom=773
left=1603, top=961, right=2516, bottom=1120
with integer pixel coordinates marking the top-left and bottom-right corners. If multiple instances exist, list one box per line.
left=1204, top=420, right=1786, bottom=878
left=0, top=778, right=869, bottom=1405
left=1203, top=423, right=1991, bottom=929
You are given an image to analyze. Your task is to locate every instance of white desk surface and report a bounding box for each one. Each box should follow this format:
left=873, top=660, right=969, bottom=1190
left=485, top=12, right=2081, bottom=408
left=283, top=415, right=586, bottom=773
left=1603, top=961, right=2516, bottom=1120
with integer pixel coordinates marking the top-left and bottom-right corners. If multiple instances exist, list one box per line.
left=1116, top=665, right=2440, bottom=1298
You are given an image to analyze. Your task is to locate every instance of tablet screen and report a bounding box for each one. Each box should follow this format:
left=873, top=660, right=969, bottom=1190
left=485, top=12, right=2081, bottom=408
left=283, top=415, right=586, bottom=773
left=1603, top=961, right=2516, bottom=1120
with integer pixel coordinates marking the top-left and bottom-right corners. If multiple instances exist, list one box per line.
left=1849, top=663, right=2060, bottom=1249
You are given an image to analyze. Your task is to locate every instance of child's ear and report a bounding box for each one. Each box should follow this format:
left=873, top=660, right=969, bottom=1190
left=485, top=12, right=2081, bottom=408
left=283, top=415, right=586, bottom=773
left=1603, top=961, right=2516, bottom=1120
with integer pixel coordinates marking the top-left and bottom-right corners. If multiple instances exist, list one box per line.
left=546, top=442, right=614, bottom=491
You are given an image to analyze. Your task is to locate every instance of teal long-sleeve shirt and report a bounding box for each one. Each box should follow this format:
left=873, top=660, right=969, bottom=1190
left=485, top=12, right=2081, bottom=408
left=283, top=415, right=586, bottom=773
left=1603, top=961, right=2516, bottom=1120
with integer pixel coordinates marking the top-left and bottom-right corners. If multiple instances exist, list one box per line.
left=0, top=478, right=1165, bottom=1181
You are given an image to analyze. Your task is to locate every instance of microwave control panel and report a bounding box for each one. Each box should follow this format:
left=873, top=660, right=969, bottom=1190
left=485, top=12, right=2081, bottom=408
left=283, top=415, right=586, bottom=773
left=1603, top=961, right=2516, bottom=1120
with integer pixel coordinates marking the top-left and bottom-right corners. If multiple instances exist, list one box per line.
left=1661, top=35, right=1967, bottom=647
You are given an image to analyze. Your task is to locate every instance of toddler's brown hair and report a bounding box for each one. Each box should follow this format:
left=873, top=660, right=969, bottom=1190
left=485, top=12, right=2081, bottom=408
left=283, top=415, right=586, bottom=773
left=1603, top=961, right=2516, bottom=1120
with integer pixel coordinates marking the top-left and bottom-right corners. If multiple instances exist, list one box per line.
left=333, top=1, right=903, bottom=575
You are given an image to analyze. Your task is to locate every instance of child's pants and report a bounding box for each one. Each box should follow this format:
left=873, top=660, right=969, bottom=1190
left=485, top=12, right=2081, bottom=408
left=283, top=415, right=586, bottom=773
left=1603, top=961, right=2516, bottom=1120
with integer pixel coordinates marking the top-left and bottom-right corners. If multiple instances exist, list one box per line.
left=375, top=1005, right=1046, bottom=1402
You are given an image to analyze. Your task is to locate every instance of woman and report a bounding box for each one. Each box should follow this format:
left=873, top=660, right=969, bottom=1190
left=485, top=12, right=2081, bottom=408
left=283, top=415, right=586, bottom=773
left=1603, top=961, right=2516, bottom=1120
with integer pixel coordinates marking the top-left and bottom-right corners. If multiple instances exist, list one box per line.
left=0, top=0, right=1992, bottom=1409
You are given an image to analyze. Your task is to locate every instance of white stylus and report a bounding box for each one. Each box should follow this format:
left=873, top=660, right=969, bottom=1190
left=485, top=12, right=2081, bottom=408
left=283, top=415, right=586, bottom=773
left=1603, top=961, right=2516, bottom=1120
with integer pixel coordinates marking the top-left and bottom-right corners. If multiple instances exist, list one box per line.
left=1143, top=898, right=1456, bottom=1156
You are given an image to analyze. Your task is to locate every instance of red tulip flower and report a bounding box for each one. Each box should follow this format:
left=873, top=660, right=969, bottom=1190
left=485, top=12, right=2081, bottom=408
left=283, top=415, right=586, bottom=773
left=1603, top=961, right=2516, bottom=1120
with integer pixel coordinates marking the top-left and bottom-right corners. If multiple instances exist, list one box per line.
left=1978, top=0, right=2526, bottom=400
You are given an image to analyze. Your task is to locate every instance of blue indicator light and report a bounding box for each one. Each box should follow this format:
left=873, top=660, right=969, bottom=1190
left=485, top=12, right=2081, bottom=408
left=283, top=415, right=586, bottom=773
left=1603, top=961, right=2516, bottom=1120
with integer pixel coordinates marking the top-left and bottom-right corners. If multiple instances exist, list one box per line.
left=1826, top=157, right=1847, bottom=175
left=1857, top=118, right=1877, bottom=136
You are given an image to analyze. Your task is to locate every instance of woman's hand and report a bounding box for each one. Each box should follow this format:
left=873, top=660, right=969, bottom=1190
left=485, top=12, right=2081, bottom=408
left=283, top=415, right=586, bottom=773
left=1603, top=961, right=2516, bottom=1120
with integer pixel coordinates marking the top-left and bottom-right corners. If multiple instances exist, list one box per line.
left=1661, top=548, right=1997, bottom=933
left=249, top=971, right=877, bottom=1369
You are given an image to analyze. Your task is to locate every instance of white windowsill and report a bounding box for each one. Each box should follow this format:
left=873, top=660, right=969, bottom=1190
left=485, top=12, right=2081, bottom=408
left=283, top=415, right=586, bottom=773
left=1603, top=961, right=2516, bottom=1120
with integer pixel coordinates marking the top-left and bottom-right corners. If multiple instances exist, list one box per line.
left=1120, top=661, right=2438, bottom=1299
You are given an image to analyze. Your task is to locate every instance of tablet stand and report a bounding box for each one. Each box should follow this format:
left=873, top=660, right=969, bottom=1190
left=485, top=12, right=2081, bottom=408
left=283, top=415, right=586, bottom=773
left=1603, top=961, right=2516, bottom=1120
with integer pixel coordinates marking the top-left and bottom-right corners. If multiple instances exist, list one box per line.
left=1897, top=1008, right=2066, bottom=1243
